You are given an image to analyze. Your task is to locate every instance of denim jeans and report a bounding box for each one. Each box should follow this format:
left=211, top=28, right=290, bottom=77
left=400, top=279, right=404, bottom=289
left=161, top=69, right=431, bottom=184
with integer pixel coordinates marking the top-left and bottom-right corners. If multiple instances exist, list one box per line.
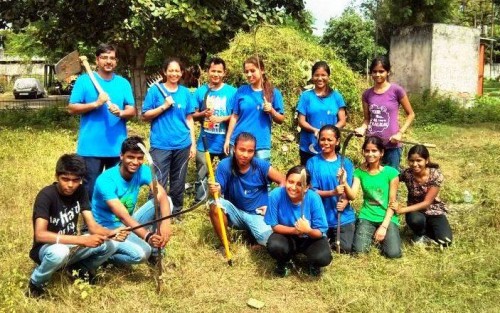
left=217, top=198, right=272, bottom=246
left=382, top=147, right=402, bottom=172
left=109, top=197, right=173, bottom=264
left=81, top=156, right=120, bottom=201
left=353, top=218, right=402, bottom=258
left=194, top=150, right=227, bottom=202
left=326, top=222, right=356, bottom=253
left=150, top=147, right=190, bottom=214
left=30, top=239, right=116, bottom=287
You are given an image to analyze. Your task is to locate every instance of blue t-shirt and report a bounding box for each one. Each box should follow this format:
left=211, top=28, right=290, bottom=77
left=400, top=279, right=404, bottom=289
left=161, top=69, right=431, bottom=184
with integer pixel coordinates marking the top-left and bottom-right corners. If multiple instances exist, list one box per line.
left=142, top=84, right=196, bottom=150
left=194, top=83, right=237, bottom=154
left=216, top=157, right=270, bottom=214
left=69, top=73, right=135, bottom=157
left=92, top=164, right=152, bottom=229
left=265, top=187, right=328, bottom=236
left=296, top=89, right=346, bottom=154
left=229, top=85, right=284, bottom=150
left=306, top=154, right=356, bottom=228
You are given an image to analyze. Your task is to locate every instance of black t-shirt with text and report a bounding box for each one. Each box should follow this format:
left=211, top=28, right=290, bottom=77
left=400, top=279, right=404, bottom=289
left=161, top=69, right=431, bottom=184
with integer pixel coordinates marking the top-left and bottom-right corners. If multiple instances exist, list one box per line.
left=29, top=183, right=89, bottom=264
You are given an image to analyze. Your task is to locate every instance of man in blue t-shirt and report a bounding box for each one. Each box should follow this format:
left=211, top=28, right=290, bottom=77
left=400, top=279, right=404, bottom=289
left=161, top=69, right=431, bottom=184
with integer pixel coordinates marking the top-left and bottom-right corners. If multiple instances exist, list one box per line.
left=208, top=132, right=285, bottom=248
left=192, top=57, right=237, bottom=202
left=68, top=43, right=136, bottom=201
left=92, top=136, right=172, bottom=265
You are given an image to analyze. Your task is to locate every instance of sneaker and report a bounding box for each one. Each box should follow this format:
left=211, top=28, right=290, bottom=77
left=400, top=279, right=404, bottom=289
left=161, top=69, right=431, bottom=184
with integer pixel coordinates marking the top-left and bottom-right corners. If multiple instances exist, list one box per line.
left=413, top=235, right=432, bottom=246
left=25, top=280, right=45, bottom=298
left=308, top=265, right=321, bottom=277
left=66, top=266, right=97, bottom=285
left=274, top=262, right=291, bottom=278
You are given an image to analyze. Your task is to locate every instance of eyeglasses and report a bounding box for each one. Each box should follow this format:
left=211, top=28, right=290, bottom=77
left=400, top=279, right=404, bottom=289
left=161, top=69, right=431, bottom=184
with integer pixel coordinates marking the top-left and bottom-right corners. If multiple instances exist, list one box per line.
left=98, top=56, right=117, bottom=61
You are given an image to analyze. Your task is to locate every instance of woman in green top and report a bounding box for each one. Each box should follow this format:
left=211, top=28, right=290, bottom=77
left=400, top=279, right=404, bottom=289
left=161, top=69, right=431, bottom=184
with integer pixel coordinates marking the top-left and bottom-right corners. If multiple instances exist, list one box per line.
left=342, top=136, right=401, bottom=258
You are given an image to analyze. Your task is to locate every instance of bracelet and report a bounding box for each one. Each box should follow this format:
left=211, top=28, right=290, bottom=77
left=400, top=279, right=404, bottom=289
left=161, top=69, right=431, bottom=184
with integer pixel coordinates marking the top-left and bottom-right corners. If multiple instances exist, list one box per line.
left=144, top=232, right=154, bottom=243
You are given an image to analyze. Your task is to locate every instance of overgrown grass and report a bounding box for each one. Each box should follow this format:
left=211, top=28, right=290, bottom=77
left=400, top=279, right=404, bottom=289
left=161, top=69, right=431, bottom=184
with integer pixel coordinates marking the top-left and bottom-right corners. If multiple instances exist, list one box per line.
left=0, top=105, right=498, bottom=312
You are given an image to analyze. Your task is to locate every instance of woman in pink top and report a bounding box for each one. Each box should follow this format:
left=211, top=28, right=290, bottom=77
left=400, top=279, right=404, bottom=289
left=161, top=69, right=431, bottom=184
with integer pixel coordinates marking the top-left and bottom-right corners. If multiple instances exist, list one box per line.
left=355, top=56, right=415, bottom=170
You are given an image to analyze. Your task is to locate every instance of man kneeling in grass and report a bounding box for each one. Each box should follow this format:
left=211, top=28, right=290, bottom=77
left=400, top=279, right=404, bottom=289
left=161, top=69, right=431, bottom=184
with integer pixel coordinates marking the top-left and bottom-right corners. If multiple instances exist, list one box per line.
left=92, top=136, right=172, bottom=266
left=27, top=154, right=128, bottom=298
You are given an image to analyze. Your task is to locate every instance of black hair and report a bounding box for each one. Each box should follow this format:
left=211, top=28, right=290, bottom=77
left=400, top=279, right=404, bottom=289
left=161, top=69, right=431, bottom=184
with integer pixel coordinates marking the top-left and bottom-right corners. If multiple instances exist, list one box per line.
left=231, top=132, right=256, bottom=174
left=121, top=136, right=145, bottom=154
left=207, top=56, right=226, bottom=71
left=95, top=43, right=117, bottom=57
left=369, top=56, right=391, bottom=73
left=318, top=124, right=341, bottom=154
left=244, top=56, right=274, bottom=103
left=407, top=145, right=440, bottom=169
left=362, top=136, right=385, bottom=152
left=55, top=154, right=86, bottom=178
left=311, top=61, right=332, bottom=96
left=286, top=165, right=311, bottom=186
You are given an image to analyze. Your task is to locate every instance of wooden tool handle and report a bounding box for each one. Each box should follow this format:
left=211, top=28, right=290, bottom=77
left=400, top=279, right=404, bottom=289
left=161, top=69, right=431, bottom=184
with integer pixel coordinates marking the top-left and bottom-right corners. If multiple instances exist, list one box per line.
left=79, top=56, right=111, bottom=107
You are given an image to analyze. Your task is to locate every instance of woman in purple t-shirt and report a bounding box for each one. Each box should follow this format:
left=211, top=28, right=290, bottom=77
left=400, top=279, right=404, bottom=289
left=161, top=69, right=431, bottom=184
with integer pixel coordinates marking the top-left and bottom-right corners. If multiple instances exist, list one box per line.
left=355, top=56, right=415, bottom=170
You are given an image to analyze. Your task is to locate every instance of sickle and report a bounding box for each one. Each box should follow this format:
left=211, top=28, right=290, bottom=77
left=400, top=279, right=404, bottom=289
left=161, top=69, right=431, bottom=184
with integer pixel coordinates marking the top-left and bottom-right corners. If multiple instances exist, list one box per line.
left=336, top=132, right=355, bottom=253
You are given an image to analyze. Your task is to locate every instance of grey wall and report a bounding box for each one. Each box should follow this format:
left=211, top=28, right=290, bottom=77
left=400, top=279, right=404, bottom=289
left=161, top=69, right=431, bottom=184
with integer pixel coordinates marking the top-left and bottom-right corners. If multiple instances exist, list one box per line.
left=390, top=24, right=480, bottom=98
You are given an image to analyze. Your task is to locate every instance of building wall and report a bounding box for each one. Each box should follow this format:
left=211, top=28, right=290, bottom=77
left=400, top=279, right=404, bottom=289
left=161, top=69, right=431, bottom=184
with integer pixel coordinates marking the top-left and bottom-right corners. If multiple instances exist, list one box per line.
left=390, top=24, right=480, bottom=99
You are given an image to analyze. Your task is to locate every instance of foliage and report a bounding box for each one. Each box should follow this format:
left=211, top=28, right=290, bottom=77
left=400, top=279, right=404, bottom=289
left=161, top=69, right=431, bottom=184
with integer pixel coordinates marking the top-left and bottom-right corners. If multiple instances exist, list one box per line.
left=0, top=105, right=79, bottom=129
left=410, top=89, right=500, bottom=125
left=321, top=8, right=387, bottom=73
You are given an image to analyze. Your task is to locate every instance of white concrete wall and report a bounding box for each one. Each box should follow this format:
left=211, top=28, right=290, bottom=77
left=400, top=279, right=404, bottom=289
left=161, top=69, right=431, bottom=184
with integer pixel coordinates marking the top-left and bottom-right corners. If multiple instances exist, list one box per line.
left=390, top=24, right=480, bottom=98
left=390, top=25, right=433, bottom=93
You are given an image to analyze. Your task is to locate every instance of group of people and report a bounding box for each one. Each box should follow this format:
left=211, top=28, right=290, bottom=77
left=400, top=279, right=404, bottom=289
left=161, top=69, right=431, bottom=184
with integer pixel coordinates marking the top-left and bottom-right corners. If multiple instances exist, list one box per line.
left=26, top=43, right=453, bottom=297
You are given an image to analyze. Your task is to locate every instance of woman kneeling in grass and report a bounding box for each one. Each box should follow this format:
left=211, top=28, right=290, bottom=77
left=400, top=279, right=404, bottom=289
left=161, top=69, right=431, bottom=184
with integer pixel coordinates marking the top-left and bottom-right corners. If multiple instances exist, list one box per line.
left=343, top=136, right=401, bottom=258
left=395, top=145, right=452, bottom=247
left=265, top=166, right=332, bottom=277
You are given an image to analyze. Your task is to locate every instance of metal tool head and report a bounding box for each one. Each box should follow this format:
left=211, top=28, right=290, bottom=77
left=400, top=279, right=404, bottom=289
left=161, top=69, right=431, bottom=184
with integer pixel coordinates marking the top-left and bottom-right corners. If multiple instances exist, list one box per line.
left=54, top=51, right=82, bottom=82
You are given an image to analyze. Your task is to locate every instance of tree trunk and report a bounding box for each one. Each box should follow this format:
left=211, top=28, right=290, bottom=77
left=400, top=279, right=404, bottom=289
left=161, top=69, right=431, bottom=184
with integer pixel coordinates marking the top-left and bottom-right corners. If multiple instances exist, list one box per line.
left=121, top=45, right=148, bottom=113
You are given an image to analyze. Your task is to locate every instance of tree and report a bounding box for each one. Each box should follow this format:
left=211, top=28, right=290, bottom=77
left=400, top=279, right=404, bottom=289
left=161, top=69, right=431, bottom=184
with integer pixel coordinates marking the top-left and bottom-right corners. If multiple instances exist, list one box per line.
left=0, top=0, right=306, bottom=106
left=321, top=8, right=386, bottom=73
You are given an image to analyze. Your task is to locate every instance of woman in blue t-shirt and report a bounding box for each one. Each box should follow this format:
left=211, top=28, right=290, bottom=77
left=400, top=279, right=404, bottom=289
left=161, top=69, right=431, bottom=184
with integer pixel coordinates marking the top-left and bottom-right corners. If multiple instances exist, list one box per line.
left=141, top=57, right=196, bottom=215
left=306, top=125, right=356, bottom=253
left=297, top=61, right=347, bottom=165
left=265, top=166, right=332, bottom=277
left=223, top=56, right=285, bottom=161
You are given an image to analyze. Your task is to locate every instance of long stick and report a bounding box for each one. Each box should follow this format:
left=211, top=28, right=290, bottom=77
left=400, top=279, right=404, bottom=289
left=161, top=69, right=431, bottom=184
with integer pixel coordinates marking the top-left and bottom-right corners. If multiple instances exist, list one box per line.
left=337, top=132, right=355, bottom=254
left=340, top=128, right=436, bottom=148
left=202, top=135, right=233, bottom=266
left=79, top=56, right=111, bottom=107
left=300, top=168, right=307, bottom=218
left=137, top=143, right=162, bottom=293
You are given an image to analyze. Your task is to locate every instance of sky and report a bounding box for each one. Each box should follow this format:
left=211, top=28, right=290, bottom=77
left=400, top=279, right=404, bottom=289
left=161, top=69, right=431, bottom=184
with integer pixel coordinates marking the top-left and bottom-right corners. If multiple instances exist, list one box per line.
left=304, top=0, right=351, bottom=35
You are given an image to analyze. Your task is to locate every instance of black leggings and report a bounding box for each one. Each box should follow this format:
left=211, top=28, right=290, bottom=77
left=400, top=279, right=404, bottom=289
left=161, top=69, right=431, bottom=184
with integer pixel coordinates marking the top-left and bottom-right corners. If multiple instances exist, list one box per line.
left=267, top=233, right=332, bottom=267
left=406, top=212, right=453, bottom=245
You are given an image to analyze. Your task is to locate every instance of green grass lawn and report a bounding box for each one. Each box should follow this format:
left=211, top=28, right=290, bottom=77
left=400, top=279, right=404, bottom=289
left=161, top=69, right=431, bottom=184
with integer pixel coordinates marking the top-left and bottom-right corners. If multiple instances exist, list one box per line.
left=0, top=116, right=498, bottom=312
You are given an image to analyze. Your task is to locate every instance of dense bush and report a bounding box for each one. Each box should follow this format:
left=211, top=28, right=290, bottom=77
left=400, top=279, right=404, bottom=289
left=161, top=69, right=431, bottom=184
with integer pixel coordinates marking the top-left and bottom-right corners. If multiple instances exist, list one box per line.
left=0, top=105, right=79, bottom=129
left=411, top=90, right=500, bottom=125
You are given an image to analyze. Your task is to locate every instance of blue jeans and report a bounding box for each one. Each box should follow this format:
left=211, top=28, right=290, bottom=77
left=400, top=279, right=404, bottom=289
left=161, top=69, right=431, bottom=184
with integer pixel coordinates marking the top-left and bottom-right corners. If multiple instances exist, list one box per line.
left=195, top=150, right=227, bottom=202
left=109, top=198, right=172, bottom=264
left=81, top=156, right=120, bottom=201
left=217, top=198, right=272, bottom=246
left=150, top=147, right=190, bottom=214
left=382, top=147, right=402, bottom=171
left=353, top=218, right=402, bottom=258
left=30, top=239, right=116, bottom=287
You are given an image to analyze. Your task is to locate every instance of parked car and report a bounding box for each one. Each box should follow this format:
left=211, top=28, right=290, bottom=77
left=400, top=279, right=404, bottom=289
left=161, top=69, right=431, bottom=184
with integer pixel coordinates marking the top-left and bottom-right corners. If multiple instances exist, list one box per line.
left=13, top=78, right=47, bottom=99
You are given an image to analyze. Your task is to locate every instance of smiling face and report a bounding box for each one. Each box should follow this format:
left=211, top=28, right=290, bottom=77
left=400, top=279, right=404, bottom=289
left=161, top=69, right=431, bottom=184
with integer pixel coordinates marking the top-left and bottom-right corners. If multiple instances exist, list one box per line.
left=370, top=62, right=389, bottom=85
left=285, top=173, right=306, bottom=203
left=312, top=66, right=330, bottom=90
left=208, top=63, right=225, bottom=87
left=56, top=173, right=82, bottom=196
left=408, top=153, right=428, bottom=175
left=319, top=129, right=340, bottom=156
left=164, top=61, right=183, bottom=85
left=244, top=62, right=263, bottom=87
left=120, top=150, right=145, bottom=177
left=96, top=50, right=117, bottom=74
left=363, top=142, right=383, bottom=165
